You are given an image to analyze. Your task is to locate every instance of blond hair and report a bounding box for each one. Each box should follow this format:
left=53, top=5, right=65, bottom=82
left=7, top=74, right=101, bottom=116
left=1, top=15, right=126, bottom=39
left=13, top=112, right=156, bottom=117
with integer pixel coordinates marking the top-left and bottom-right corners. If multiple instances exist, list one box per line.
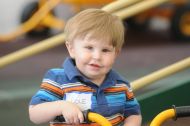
left=64, top=8, right=125, bottom=50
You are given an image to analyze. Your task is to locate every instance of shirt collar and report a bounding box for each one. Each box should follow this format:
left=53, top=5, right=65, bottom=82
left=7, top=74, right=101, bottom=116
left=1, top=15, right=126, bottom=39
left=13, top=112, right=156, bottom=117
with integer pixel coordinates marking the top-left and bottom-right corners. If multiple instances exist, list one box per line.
left=63, top=57, right=128, bottom=87
left=102, top=69, right=128, bottom=88
left=63, top=57, right=82, bottom=80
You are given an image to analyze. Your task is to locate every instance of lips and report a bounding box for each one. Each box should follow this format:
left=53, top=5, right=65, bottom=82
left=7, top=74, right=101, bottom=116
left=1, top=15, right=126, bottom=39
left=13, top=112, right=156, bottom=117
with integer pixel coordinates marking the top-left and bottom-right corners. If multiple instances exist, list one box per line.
left=89, top=64, right=101, bottom=68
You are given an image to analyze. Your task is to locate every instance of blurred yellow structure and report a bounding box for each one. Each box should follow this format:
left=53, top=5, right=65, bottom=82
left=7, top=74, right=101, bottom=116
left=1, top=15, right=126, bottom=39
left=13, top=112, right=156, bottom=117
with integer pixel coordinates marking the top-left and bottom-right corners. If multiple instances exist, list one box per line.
left=51, top=105, right=190, bottom=126
left=0, top=0, right=190, bottom=42
left=150, top=106, right=190, bottom=126
left=0, top=0, right=113, bottom=42
left=0, top=0, right=170, bottom=68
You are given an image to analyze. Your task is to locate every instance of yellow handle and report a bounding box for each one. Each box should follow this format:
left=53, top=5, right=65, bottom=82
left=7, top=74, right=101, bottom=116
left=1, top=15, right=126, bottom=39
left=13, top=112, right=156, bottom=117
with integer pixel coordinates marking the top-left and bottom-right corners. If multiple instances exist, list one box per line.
left=150, top=109, right=175, bottom=126
left=88, top=112, right=112, bottom=126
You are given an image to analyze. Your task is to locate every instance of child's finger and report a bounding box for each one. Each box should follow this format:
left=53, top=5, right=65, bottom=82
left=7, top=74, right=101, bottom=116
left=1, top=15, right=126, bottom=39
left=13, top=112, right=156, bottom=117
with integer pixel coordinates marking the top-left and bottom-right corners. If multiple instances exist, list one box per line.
left=78, top=111, right=84, bottom=123
left=65, top=117, right=72, bottom=124
left=73, top=117, right=80, bottom=124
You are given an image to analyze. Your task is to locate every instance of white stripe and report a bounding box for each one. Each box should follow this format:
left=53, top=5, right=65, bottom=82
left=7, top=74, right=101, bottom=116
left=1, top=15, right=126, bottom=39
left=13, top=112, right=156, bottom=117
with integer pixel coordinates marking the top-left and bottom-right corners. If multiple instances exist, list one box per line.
left=61, top=82, right=84, bottom=89
left=42, top=79, right=61, bottom=88
left=117, top=83, right=131, bottom=89
left=112, top=83, right=127, bottom=87
left=42, top=79, right=86, bottom=89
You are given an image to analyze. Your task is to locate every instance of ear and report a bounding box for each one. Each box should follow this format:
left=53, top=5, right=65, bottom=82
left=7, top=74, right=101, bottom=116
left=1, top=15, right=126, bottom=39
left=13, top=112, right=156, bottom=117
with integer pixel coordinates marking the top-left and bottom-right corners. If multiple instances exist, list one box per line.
left=65, top=41, right=75, bottom=58
left=115, top=49, right=121, bottom=56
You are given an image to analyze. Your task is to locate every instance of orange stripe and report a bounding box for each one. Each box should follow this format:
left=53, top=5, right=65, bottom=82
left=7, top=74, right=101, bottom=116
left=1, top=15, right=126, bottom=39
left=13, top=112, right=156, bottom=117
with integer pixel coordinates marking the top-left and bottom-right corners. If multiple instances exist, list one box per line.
left=109, top=116, right=125, bottom=125
left=41, top=83, right=63, bottom=96
left=104, top=87, right=134, bottom=99
left=104, top=87, right=127, bottom=92
left=126, top=91, right=134, bottom=100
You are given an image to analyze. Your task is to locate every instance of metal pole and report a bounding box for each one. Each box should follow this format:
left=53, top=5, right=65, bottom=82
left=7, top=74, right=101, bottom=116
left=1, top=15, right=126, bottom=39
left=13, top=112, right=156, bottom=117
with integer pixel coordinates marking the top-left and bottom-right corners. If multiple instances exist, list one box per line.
left=113, top=0, right=169, bottom=19
left=102, top=0, right=141, bottom=13
left=131, top=57, right=190, bottom=91
left=0, top=33, right=66, bottom=68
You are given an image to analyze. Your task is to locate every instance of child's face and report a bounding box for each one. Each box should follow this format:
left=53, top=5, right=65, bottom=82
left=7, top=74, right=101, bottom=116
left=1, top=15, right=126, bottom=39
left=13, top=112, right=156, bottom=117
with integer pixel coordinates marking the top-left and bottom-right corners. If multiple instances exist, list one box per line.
left=66, top=36, right=119, bottom=84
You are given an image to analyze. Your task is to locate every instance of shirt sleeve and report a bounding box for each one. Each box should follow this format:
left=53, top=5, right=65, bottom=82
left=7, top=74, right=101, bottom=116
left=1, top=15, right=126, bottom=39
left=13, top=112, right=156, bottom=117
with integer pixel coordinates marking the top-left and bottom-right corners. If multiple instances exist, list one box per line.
left=124, top=98, right=141, bottom=117
left=124, top=83, right=141, bottom=117
left=29, top=69, right=63, bottom=105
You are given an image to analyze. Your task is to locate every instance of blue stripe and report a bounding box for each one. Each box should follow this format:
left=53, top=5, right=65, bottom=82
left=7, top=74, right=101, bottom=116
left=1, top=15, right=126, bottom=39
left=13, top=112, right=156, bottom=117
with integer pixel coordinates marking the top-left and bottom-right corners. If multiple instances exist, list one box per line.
left=38, top=90, right=61, bottom=100
left=125, top=98, right=139, bottom=108
left=30, top=90, right=61, bottom=105
left=91, top=96, right=97, bottom=108
left=106, top=94, right=126, bottom=106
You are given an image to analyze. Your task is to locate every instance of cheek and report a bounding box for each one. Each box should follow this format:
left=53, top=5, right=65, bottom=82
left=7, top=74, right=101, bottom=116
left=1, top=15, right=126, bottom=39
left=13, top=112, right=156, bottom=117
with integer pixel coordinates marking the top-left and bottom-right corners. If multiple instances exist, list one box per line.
left=79, top=52, right=90, bottom=60
left=104, top=55, right=116, bottom=67
left=73, top=47, right=87, bottom=58
left=75, top=52, right=90, bottom=64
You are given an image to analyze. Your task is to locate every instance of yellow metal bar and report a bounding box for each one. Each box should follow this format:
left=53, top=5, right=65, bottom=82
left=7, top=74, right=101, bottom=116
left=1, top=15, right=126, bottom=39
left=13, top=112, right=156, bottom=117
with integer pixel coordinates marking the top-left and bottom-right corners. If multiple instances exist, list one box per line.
left=88, top=112, right=112, bottom=126
left=62, top=0, right=114, bottom=5
left=131, top=57, right=190, bottom=91
left=0, top=33, right=65, bottom=68
left=113, top=0, right=170, bottom=20
left=0, top=0, right=61, bottom=42
left=102, top=0, right=141, bottom=13
left=150, top=109, right=175, bottom=126
left=41, top=14, right=65, bottom=30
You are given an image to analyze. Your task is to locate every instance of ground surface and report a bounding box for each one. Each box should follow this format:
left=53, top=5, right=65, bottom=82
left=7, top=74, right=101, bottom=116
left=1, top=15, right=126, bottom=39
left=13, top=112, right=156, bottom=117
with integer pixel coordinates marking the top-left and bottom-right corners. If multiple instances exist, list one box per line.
left=0, top=28, right=190, bottom=126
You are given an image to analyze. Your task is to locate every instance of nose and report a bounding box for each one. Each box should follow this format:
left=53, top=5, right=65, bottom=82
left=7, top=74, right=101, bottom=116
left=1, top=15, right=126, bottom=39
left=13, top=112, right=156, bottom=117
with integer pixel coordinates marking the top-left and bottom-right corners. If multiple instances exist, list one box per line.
left=92, top=50, right=101, bottom=60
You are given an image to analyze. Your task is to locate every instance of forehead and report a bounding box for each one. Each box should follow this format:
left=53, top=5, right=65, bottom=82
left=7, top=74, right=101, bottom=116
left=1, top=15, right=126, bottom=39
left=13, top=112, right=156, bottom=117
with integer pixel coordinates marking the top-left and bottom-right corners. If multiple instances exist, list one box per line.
left=83, top=33, right=113, bottom=45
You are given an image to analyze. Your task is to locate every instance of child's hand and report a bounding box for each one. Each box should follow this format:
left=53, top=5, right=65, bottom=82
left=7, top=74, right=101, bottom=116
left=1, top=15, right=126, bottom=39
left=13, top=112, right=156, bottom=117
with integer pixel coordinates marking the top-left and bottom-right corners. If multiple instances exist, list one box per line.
left=60, top=101, right=84, bottom=124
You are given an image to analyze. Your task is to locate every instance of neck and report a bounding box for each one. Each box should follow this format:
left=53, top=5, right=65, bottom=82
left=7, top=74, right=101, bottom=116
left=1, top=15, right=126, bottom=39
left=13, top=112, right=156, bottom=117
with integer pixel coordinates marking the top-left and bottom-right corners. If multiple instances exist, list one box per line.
left=91, top=75, right=105, bottom=86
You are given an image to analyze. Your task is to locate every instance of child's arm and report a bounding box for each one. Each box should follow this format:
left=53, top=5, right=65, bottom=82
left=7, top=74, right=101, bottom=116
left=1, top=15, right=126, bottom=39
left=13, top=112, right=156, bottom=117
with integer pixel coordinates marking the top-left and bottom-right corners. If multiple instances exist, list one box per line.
left=29, top=100, right=84, bottom=124
left=123, top=115, right=142, bottom=126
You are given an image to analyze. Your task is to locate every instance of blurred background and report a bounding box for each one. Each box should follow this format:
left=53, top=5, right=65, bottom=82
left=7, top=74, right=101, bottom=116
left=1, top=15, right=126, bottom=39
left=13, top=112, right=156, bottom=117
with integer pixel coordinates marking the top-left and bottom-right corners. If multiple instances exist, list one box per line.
left=0, top=0, right=190, bottom=126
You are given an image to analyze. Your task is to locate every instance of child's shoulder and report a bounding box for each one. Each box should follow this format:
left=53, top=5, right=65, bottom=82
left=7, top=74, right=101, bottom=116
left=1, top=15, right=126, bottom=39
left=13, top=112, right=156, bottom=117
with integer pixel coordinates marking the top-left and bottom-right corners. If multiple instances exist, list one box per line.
left=43, top=68, right=70, bottom=84
left=111, top=69, right=130, bottom=85
left=45, top=68, right=66, bottom=78
left=48, top=68, right=65, bottom=73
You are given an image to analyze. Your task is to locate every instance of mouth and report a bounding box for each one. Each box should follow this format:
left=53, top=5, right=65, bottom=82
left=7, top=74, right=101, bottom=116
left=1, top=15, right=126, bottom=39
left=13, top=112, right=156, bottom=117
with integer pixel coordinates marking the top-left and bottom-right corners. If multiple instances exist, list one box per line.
left=89, top=64, right=101, bottom=68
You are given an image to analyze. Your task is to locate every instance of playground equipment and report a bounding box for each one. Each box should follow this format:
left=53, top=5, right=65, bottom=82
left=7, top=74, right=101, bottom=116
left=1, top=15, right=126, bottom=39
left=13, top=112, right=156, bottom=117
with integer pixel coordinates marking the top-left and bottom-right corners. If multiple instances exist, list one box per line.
left=150, top=105, right=190, bottom=126
left=49, top=105, right=190, bottom=126
left=0, top=0, right=113, bottom=42
left=122, top=0, right=190, bottom=41
left=1, top=0, right=190, bottom=42
left=0, top=0, right=171, bottom=68
left=50, top=111, right=112, bottom=126
left=19, top=0, right=113, bottom=37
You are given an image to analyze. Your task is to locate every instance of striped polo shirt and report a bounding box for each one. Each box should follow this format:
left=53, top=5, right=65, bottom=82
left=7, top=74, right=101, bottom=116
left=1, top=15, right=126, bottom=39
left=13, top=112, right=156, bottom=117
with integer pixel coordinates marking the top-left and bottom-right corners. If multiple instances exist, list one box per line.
left=30, top=57, right=141, bottom=125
